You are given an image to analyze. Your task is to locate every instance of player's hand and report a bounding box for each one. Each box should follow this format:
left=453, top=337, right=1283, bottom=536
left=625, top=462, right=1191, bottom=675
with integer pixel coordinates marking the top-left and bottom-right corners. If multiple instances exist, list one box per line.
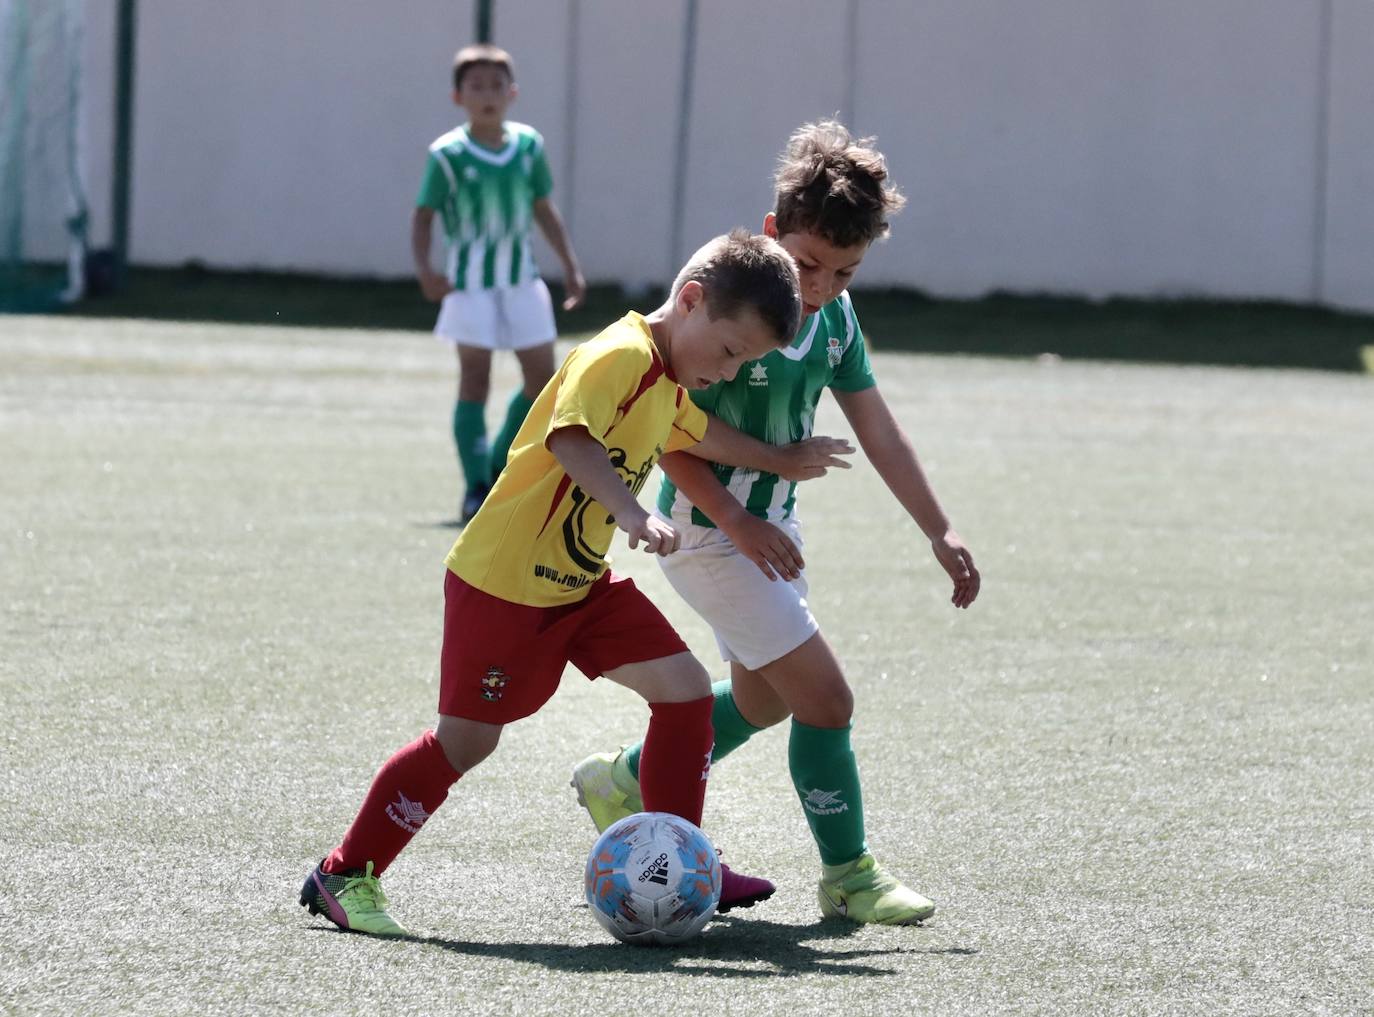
left=932, top=530, right=980, bottom=608
left=772, top=436, right=855, bottom=482
left=621, top=510, right=681, bottom=556
left=561, top=269, right=587, bottom=311
left=721, top=513, right=804, bottom=582
left=419, top=269, right=452, bottom=303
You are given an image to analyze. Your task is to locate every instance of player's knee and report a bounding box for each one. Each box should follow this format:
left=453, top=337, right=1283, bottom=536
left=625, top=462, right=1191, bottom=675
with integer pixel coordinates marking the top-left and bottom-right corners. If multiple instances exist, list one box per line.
left=794, top=683, right=853, bottom=728
left=434, top=715, right=502, bottom=773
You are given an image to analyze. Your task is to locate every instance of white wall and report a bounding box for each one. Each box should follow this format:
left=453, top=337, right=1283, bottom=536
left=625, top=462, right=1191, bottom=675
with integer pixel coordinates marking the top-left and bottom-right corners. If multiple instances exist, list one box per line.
left=78, top=0, right=1374, bottom=312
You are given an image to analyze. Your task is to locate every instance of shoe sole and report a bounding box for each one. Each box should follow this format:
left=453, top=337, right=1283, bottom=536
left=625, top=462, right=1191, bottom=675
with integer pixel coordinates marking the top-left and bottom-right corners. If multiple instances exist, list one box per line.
left=717, top=884, right=776, bottom=914
left=299, top=869, right=351, bottom=931
left=819, top=889, right=934, bottom=925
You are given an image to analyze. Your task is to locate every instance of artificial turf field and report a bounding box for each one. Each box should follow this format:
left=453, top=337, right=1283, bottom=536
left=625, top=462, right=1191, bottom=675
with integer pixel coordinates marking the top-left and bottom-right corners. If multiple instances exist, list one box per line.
left=3, top=314, right=1371, bottom=1016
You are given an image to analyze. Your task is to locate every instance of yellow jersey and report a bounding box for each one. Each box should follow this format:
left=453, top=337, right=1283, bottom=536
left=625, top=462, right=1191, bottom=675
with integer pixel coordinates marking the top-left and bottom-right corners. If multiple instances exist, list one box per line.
left=445, top=312, right=708, bottom=607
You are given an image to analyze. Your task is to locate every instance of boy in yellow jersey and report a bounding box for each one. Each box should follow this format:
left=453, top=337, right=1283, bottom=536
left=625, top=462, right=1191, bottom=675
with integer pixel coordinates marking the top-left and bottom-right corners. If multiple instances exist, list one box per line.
left=300, top=230, right=855, bottom=937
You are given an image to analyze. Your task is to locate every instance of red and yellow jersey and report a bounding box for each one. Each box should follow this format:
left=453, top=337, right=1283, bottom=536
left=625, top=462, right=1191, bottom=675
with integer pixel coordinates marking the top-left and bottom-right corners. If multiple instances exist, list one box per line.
left=445, top=312, right=708, bottom=607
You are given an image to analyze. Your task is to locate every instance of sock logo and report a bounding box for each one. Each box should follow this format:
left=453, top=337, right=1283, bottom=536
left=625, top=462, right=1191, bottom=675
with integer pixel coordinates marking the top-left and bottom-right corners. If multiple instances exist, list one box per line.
left=802, top=787, right=850, bottom=816
left=701, top=749, right=713, bottom=782
left=385, top=791, right=432, bottom=833
left=638, top=852, right=671, bottom=886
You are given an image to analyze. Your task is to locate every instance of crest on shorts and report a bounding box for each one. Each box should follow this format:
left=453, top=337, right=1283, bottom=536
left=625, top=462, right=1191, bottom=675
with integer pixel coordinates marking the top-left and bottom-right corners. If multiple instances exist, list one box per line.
left=479, top=667, right=511, bottom=702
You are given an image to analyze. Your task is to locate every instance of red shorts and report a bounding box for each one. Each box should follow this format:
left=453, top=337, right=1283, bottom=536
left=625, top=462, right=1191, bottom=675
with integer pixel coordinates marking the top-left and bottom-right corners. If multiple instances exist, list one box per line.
left=438, top=568, right=691, bottom=724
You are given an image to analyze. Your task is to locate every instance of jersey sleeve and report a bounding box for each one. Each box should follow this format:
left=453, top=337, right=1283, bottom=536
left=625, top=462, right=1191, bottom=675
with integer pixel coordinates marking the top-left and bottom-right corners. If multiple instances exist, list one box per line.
left=547, top=341, right=649, bottom=445
left=664, top=390, right=709, bottom=453
left=529, top=136, right=553, bottom=200
left=829, top=292, right=878, bottom=392
left=416, top=150, right=454, bottom=210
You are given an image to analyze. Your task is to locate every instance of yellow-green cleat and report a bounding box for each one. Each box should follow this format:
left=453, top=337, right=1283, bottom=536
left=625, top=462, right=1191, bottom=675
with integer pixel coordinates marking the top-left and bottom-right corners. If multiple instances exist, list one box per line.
left=571, top=749, right=642, bottom=833
left=817, top=853, right=936, bottom=925
left=299, top=860, right=407, bottom=937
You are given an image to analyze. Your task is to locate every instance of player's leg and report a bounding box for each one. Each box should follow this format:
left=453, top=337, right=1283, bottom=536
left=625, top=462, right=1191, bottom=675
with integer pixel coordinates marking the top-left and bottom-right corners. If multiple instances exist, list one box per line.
left=613, top=661, right=787, bottom=798
left=488, top=281, right=556, bottom=484
left=569, top=572, right=774, bottom=911
left=752, top=632, right=935, bottom=925
left=301, top=572, right=555, bottom=937
left=435, top=288, right=500, bottom=520
left=574, top=519, right=810, bottom=828
left=454, top=344, right=493, bottom=520
left=489, top=339, right=554, bottom=482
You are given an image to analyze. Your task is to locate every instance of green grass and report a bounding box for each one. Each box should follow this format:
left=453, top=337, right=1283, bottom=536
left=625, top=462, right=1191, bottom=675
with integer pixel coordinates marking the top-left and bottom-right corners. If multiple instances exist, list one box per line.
left=2, top=314, right=1371, bottom=1015
left=60, top=265, right=1374, bottom=371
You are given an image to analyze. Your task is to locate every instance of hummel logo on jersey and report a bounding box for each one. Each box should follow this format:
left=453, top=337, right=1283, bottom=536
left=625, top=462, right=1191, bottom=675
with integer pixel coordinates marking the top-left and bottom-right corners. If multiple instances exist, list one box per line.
left=748, top=362, right=768, bottom=387
left=464, top=165, right=479, bottom=181
left=638, top=852, right=671, bottom=886
left=385, top=791, right=432, bottom=833
left=802, top=787, right=850, bottom=816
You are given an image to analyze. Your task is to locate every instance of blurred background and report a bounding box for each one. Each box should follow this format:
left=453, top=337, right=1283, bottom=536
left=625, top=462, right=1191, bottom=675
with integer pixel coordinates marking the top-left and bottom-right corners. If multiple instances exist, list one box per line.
left=4, top=0, right=1373, bottom=357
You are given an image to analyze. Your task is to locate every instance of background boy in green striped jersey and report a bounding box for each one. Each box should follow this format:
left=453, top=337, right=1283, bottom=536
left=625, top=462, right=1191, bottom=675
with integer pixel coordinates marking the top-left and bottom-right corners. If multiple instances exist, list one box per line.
left=573, top=121, right=981, bottom=926
left=412, top=43, right=586, bottom=523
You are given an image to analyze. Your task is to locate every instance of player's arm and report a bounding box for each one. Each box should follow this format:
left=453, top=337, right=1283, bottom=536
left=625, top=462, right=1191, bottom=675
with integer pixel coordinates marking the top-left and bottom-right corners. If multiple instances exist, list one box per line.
left=411, top=207, right=451, bottom=302
left=833, top=385, right=980, bottom=609
left=532, top=197, right=586, bottom=311
left=659, top=452, right=804, bottom=583
left=687, top=416, right=854, bottom=483
left=547, top=425, right=678, bottom=555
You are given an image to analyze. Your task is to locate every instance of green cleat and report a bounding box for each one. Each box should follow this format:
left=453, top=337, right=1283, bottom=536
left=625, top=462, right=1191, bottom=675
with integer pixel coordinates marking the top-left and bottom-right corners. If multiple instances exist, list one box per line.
left=817, top=853, right=936, bottom=925
left=299, top=860, right=408, bottom=937
left=571, top=749, right=642, bottom=833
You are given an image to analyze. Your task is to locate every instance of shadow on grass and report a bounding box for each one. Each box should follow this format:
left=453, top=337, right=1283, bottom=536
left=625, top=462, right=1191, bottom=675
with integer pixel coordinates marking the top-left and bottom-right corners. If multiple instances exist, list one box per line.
left=382, top=913, right=979, bottom=978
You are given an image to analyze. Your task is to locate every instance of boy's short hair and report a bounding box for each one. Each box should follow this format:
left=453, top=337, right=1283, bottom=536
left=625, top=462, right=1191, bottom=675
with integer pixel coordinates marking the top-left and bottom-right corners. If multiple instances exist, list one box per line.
left=670, top=229, right=802, bottom=345
left=453, top=43, right=515, bottom=90
left=773, top=120, right=906, bottom=248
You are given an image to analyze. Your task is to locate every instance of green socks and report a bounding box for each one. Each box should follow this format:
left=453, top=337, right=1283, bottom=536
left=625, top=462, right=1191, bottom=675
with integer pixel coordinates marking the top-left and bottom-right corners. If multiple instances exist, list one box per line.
left=489, top=389, right=535, bottom=483
left=789, top=719, right=867, bottom=866
left=624, top=679, right=763, bottom=781
left=453, top=400, right=489, bottom=490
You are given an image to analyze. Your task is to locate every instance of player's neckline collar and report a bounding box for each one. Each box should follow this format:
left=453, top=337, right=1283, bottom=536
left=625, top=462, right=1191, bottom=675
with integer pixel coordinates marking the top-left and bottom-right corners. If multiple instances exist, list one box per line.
left=461, top=125, right=518, bottom=165
left=777, top=311, right=820, bottom=361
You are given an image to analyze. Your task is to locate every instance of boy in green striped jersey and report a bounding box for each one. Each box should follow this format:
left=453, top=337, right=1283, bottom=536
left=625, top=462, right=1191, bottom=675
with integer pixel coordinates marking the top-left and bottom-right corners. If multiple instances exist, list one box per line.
left=573, top=121, right=981, bottom=926
left=412, top=44, right=586, bottom=523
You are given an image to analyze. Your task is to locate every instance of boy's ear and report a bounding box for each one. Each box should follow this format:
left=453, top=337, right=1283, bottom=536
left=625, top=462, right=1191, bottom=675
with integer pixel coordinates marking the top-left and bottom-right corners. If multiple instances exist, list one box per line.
left=508, top=81, right=519, bottom=101
left=451, top=89, right=463, bottom=106
left=676, top=280, right=704, bottom=314
left=762, top=212, right=778, bottom=238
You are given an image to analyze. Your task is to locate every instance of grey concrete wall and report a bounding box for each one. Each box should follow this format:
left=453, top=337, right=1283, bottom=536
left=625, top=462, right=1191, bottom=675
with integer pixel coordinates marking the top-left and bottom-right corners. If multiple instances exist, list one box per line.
left=73, top=0, right=1373, bottom=312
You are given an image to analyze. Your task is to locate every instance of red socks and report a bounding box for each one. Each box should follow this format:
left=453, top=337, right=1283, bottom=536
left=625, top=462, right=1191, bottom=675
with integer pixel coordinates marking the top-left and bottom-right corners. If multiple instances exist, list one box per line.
left=637, top=695, right=714, bottom=828
left=323, top=730, right=460, bottom=876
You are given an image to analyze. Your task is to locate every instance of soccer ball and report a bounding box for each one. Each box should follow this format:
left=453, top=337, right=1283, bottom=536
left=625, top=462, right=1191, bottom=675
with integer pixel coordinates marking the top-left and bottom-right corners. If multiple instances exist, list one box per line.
left=584, top=811, right=721, bottom=945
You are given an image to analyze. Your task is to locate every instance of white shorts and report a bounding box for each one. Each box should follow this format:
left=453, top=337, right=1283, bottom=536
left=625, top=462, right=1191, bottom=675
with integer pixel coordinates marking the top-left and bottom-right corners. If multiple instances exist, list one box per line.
left=434, top=278, right=556, bottom=351
left=655, top=514, right=819, bottom=671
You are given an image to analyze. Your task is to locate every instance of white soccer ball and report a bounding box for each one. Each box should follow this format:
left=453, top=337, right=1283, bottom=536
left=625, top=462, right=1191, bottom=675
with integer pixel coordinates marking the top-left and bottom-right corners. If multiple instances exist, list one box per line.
left=584, top=811, right=722, bottom=946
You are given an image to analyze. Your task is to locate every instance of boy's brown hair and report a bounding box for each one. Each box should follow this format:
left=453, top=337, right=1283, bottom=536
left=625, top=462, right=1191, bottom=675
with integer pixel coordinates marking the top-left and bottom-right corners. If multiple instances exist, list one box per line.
left=670, top=229, right=802, bottom=346
left=773, top=120, right=905, bottom=248
left=452, top=43, right=515, bottom=90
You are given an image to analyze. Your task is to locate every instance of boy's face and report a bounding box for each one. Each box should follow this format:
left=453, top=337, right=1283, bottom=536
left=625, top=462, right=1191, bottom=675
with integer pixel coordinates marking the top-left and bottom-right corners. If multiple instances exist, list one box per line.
left=764, top=213, right=868, bottom=317
left=670, top=282, right=782, bottom=390
left=453, top=64, right=516, bottom=129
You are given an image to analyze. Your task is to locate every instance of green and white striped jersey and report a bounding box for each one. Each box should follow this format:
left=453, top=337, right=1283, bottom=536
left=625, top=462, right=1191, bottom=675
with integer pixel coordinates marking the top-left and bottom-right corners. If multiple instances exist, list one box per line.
left=658, top=291, right=877, bottom=527
left=416, top=121, right=553, bottom=291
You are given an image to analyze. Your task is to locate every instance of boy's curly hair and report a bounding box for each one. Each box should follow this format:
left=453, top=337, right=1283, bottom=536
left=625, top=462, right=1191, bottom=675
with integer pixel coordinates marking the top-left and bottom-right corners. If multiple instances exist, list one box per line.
left=773, top=120, right=905, bottom=248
